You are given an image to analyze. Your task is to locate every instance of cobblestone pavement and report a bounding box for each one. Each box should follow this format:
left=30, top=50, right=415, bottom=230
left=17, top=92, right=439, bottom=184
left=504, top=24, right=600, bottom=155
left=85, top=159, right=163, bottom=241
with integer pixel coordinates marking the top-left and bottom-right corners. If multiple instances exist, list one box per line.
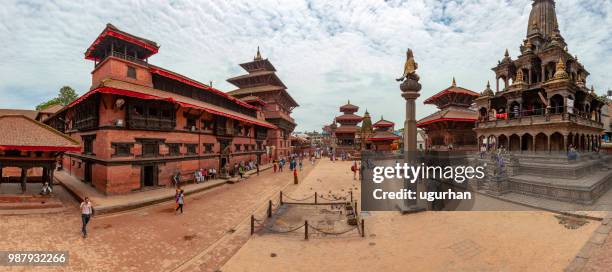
left=0, top=160, right=317, bottom=272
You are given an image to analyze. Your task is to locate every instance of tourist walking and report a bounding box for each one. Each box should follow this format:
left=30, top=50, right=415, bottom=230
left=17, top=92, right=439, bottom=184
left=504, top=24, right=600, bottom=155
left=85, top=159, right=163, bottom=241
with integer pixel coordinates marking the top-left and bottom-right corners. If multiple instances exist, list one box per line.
left=293, top=168, right=298, bottom=184
left=273, top=160, right=278, bottom=173
left=175, top=190, right=184, bottom=214
left=351, top=162, right=357, bottom=180
left=299, top=160, right=303, bottom=171
left=80, top=197, right=94, bottom=238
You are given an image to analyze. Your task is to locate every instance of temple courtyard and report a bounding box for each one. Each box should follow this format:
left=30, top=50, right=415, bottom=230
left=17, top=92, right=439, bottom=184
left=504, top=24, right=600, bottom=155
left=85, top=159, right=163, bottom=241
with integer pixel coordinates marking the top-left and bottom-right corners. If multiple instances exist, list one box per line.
left=0, top=159, right=609, bottom=271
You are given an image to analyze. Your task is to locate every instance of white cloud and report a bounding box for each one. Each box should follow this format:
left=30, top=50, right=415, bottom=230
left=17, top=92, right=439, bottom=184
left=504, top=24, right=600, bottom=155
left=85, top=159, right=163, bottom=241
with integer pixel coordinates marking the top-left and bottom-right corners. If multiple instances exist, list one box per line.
left=0, top=0, right=610, bottom=131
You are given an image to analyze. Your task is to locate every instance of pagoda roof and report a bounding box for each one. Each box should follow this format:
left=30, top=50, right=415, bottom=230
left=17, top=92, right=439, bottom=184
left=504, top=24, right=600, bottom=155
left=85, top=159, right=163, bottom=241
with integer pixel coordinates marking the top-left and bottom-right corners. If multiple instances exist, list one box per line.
left=335, top=125, right=359, bottom=133
left=368, top=131, right=400, bottom=142
left=0, top=115, right=80, bottom=152
left=149, top=65, right=258, bottom=111
left=340, top=101, right=359, bottom=111
left=239, top=58, right=277, bottom=72
left=85, top=24, right=159, bottom=61
left=416, top=107, right=478, bottom=127
left=424, top=85, right=479, bottom=105
left=335, top=113, right=363, bottom=122
left=56, top=79, right=275, bottom=129
left=227, top=84, right=285, bottom=96
left=239, top=95, right=267, bottom=106
left=227, top=70, right=287, bottom=89
left=373, top=118, right=394, bottom=128
left=0, top=109, right=39, bottom=120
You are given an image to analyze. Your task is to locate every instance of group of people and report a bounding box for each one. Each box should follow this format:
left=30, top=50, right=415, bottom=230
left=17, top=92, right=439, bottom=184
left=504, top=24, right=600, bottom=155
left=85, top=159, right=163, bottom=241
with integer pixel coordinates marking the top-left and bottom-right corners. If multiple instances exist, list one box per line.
left=227, top=160, right=259, bottom=179
left=193, top=168, right=217, bottom=183
left=273, top=154, right=309, bottom=173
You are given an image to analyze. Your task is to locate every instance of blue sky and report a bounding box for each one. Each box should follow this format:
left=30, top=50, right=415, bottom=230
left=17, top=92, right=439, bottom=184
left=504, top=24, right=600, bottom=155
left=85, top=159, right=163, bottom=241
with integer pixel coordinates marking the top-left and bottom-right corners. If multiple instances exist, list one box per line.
left=0, top=0, right=610, bottom=131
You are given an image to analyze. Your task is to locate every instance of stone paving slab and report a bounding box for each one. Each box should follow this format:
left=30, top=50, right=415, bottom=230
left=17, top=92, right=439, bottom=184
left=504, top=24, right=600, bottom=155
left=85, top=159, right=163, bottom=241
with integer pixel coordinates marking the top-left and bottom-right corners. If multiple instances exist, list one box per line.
left=55, top=164, right=272, bottom=214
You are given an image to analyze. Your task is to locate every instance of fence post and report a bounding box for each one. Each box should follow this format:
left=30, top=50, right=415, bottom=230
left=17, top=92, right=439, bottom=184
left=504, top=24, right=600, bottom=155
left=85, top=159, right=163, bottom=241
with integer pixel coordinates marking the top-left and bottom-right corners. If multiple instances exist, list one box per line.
left=361, top=219, right=365, bottom=237
left=305, top=220, right=309, bottom=240
left=350, top=190, right=353, bottom=202
left=315, top=192, right=317, bottom=204
left=268, top=200, right=272, bottom=218
left=354, top=200, right=358, bottom=215
left=251, top=215, right=255, bottom=235
left=280, top=191, right=283, bottom=205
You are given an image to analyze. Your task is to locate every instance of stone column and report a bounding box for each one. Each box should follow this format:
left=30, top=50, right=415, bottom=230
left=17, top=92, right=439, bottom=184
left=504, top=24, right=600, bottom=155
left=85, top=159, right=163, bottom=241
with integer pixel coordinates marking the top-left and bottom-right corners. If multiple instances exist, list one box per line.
left=531, top=135, right=536, bottom=152
left=563, top=134, right=568, bottom=152
left=400, top=78, right=421, bottom=160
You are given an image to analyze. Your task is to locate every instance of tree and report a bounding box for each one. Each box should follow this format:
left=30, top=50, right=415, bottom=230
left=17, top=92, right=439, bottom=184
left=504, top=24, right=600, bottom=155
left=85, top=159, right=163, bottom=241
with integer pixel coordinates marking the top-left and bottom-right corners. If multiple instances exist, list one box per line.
left=36, top=86, right=78, bottom=110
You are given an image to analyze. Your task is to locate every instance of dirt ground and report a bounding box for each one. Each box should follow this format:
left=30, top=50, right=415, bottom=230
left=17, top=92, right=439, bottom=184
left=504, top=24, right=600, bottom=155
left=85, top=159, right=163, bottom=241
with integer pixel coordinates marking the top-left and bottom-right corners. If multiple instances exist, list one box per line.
left=222, top=159, right=600, bottom=272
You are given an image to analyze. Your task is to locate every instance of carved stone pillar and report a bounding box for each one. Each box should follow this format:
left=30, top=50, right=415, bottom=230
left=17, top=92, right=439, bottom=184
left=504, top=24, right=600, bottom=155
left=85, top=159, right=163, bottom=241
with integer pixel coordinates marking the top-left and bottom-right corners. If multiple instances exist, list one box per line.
left=563, top=134, right=568, bottom=152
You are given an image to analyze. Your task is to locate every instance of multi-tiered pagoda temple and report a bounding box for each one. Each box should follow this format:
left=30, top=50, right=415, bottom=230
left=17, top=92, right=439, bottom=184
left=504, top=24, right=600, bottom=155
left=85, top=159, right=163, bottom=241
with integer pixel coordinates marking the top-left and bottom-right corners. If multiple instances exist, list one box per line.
left=334, top=101, right=363, bottom=155
left=474, top=0, right=605, bottom=153
left=417, top=78, right=479, bottom=151
left=227, top=48, right=299, bottom=159
left=368, top=117, right=400, bottom=152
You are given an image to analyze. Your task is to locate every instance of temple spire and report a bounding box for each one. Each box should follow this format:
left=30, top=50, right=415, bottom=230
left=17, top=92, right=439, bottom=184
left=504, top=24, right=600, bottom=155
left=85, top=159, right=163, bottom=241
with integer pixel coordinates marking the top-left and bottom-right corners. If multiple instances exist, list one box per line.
left=452, top=77, right=456, bottom=87
left=254, top=46, right=262, bottom=61
left=527, top=0, right=559, bottom=40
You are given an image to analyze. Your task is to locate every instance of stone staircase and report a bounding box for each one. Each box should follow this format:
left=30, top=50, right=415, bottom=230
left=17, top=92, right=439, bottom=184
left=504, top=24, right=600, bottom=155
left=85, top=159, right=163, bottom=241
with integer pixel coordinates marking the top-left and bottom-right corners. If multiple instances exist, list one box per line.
left=468, top=152, right=612, bottom=204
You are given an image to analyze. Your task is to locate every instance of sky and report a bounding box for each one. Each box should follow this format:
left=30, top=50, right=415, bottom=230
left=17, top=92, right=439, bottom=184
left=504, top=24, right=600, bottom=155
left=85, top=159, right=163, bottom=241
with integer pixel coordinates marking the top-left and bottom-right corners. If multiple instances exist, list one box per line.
left=0, top=0, right=611, bottom=132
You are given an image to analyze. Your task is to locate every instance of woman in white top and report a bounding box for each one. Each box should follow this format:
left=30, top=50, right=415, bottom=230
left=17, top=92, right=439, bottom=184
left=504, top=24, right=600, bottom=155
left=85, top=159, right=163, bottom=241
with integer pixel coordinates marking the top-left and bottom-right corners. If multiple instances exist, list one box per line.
left=80, top=197, right=93, bottom=238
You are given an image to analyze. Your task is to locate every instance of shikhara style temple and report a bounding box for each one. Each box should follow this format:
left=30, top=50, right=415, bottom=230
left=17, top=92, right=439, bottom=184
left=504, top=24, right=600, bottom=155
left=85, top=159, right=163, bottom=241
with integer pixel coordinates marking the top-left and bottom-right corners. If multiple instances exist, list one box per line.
left=417, top=78, right=479, bottom=151
left=368, top=117, right=400, bottom=151
left=474, top=0, right=605, bottom=153
left=227, top=47, right=299, bottom=159
left=45, top=24, right=281, bottom=194
left=333, top=101, right=363, bottom=155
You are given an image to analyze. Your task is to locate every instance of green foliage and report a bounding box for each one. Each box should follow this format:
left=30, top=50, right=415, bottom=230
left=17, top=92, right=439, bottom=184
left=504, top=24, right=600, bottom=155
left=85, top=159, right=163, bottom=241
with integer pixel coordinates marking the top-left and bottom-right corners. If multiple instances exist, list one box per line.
left=35, top=86, right=78, bottom=110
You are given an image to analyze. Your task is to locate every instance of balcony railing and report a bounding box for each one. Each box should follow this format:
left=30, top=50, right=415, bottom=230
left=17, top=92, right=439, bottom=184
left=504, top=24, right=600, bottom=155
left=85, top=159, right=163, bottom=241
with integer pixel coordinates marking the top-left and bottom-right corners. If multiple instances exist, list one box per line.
left=97, top=51, right=148, bottom=67
left=477, top=106, right=603, bottom=129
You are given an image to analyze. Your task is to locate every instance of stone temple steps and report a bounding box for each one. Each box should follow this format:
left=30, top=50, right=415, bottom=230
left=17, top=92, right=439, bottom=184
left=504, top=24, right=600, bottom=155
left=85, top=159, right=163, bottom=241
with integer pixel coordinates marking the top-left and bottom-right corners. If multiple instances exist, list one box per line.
left=468, top=152, right=612, bottom=204
left=509, top=154, right=612, bottom=204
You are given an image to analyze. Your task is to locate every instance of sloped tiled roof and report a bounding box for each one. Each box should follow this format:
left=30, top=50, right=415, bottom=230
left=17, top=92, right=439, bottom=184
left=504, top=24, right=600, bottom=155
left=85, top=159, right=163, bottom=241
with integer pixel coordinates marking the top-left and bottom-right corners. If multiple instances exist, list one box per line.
left=416, top=107, right=478, bottom=127
left=0, top=109, right=38, bottom=120
left=0, top=115, right=80, bottom=151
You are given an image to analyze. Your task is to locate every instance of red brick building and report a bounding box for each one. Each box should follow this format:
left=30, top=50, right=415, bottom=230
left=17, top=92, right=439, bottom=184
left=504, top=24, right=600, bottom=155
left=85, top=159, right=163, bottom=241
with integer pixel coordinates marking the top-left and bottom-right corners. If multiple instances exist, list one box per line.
left=417, top=78, right=479, bottom=151
left=227, top=48, right=299, bottom=159
left=45, top=24, right=276, bottom=194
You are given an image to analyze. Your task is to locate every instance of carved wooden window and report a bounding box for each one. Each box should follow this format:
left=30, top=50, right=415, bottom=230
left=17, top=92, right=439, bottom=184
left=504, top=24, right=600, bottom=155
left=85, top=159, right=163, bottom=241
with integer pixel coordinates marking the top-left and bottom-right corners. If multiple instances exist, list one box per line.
left=167, top=143, right=180, bottom=156
left=74, top=96, right=99, bottom=131
left=112, top=142, right=133, bottom=157
left=127, top=99, right=176, bottom=130
left=186, top=144, right=197, bottom=155
left=82, top=135, right=96, bottom=155
left=203, top=143, right=214, bottom=153
left=127, top=66, right=136, bottom=79
left=142, top=142, right=159, bottom=157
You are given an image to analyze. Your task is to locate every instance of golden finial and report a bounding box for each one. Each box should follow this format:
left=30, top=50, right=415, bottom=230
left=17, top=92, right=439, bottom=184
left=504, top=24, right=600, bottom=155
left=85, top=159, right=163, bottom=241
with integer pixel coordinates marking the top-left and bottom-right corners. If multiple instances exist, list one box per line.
left=553, top=58, right=569, bottom=80
left=452, top=77, right=456, bottom=87
left=504, top=49, right=509, bottom=57
left=486, top=81, right=491, bottom=89
left=254, top=46, right=262, bottom=60
left=591, top=85, right=595, bottom=93
left=209, top=81, right=213, bottom=87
